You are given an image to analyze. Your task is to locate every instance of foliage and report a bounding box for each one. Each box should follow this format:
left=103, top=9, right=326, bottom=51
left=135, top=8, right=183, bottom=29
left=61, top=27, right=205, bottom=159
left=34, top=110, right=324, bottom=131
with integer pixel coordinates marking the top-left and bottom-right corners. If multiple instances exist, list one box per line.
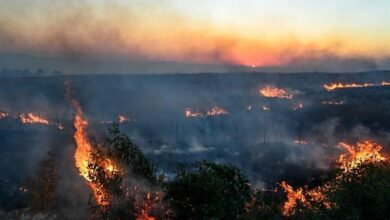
left=326, top=162, right=390, bottom=220
left=164, top=161, right=252, bottom=220
left=106, top=124, right=157, bottom=184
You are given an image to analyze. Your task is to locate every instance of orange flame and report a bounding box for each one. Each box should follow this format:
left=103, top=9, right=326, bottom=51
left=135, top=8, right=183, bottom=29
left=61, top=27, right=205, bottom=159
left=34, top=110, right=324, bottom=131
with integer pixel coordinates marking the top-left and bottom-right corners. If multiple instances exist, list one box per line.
left=118, top=115, right=131, bottom=123
left=280, top=181, right=307, bottom=216
left=67, top=86, right=120, bottom=206
left=206, top=107, right=228, bottom=116
left=20, top=113, right=49, bottom=125
left=185, top=106, right=228, bottom=118
left=185, top=108, right=204, bottom=118
left=280, top=182, right=331, bottom=216
left=259, top=86, right=293, bottom=99
left=324, top=82, right=375, bottom=91
left=337, top=140, right=386, bottom=173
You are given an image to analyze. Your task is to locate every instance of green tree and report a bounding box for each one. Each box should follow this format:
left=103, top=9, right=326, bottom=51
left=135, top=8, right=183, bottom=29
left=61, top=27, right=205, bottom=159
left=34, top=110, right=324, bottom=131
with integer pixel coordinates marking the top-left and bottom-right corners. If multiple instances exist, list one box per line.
left=165, top=161, right=252, bottom=220
left=106, top=124, right=156, bottom=184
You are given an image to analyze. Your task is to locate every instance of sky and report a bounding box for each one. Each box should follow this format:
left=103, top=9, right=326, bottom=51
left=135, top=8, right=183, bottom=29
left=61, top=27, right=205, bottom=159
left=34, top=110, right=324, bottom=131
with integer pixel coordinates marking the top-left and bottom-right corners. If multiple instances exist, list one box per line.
left=0, top=0, right=389, bottom=73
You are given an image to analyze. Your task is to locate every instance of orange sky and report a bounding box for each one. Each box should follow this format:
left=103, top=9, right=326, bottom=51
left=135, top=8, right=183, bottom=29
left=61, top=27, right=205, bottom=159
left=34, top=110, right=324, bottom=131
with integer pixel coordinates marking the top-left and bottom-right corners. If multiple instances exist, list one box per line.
left=0, top=1, right=390, bottom=69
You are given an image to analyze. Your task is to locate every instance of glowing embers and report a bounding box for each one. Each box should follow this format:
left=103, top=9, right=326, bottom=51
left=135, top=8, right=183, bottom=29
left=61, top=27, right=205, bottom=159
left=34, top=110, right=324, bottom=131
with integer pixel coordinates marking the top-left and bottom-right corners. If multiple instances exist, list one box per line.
left=19, top=112, right=49, bottom=125
left=184, top=106, right=228, bottom=118
left=337, top=140, right=386, bottom=173
left=258, top=86, right=293, bottom=99
left=323, top=81, right=390, bottom=91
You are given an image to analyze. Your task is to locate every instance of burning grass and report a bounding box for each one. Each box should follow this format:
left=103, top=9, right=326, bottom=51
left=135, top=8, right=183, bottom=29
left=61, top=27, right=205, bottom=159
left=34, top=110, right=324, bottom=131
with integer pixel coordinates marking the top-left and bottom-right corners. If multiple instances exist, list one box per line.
left=258, top=86, right=293, bottom=99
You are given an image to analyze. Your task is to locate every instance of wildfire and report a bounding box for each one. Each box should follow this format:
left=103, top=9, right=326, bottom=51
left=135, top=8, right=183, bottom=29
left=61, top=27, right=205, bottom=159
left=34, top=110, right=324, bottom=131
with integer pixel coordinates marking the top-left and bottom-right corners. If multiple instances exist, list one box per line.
left=381, top=81, right=390, bottom=86
left=280, top=182, right=331, bottom=216
left=281, top=140, right=387, bottom=216
left=280, top=181, right=307, bottom=216
left=337, top=140, right=386, bottom=173
left=207, top=106, right=228, bottom=116
left=67, top=85, right=120, bottom=206
left=0, top=111, right=8, bottom=119
left=258, top=86, right=293, bottom=99
left=324, top=82, right=375, bottom=91
left=185, top=106, right=228, bottom=118
left=20, top=113, right=49, bottom=125
left=119, top=115, right=130, bottom=123
left=185, top=108, right=203, bottom=118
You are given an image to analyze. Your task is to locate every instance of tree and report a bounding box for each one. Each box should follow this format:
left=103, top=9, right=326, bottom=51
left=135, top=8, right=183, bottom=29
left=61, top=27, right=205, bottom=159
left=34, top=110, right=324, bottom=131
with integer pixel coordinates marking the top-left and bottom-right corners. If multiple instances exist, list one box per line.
left=106, top=124, right=157, bottom=184
left=165, top=161, right=252, bottom=220
left=327, top=162, right=390, bottom=219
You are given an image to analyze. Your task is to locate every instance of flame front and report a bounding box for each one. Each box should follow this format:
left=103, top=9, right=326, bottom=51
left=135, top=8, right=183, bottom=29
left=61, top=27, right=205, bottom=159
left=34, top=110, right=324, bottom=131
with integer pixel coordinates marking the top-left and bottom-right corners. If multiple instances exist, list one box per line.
left=20, top=113, right=49, bottom=125
left=324, top=81, right=390, bottom=91
left=259, top=86, right=293, bottom=99
left=337, top=140, right=386, bottom=173
left=281, top=140, right=387, bottom=216
left=185, top=106, right=228, bottom=118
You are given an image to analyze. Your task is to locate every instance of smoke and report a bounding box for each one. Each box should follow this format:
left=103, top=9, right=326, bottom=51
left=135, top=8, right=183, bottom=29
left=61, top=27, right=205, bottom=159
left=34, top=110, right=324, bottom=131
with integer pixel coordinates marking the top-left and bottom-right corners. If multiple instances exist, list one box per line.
left=1, top=72, right=390, bottom=217
left=0, top=1, right=389, bottom=73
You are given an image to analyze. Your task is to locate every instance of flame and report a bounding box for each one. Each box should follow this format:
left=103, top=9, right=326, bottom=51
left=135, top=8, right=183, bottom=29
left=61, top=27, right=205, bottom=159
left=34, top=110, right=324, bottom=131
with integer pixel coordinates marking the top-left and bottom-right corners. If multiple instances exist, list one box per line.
left=67, top=84, right=120, bottom=206
left=20, top=113, right=49, bottom=125
left=280, top=182, right=331, bottom=216
left=337, top=140, right=386, bottom=173
left=0, top=111, right=8, bottom=119
left=207, top=106, right=228, bottom=116
left=381, top=81, right=390, bottom=86
left=280, top=181, right=307, bottom=216
left=119, top=115, right=130, bottom=123
left=324, top=82, right=375, bottom=91
left=262, top=105, right=270, bottom=111
left=185, top=108, right=204, bottom=118
left=259, top=86, right=293, bottom=99
left=185, top=106, right=228, bottom=118
left=281, top=140, right=387, bottom=216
